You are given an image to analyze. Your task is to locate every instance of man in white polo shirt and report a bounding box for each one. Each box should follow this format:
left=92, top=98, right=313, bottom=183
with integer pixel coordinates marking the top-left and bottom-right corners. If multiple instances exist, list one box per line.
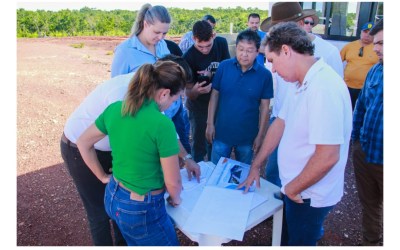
left=260, top=2, right=344, bottom=188
left=239, top=22, right=352, bottom=246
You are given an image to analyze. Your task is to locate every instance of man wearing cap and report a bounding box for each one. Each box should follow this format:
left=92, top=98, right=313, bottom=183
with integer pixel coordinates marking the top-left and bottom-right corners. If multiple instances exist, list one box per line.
left=239, top=22, right=352, bottom=246
left=260, top=1, right=344, bottom=188
left=341, top=22, right=379, bottom=110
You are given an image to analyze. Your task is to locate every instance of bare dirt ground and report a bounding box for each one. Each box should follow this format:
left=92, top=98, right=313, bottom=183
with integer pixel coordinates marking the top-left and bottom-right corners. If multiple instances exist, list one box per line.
left=17, top=36, right=365, bottom=246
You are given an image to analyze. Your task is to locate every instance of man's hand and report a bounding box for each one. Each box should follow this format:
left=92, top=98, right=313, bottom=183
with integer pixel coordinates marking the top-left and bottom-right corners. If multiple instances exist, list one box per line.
left=237, top=166, right=261, bottom=193
left=100, top=173, right=111, bottom=184
left=284, top=183, right=304, bottom=203
left=205, top=123, right=215, bottom=144
left=185, top=159, right=201, bottom=182
left=252, top=134, right=263, bottom=154
left=196, top=81, right=212, bottom=94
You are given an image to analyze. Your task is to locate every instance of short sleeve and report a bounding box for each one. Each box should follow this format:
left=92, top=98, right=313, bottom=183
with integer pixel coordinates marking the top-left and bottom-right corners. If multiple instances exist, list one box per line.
left=156, top=118, right=180, bottom=158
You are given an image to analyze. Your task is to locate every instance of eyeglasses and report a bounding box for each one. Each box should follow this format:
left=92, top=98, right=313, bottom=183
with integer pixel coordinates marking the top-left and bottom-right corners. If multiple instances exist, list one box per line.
left=359, top=47, right=364, bottom=57
left=237, top=48, right=257, bottom=55
left=304, top=20, right=315, bottom=25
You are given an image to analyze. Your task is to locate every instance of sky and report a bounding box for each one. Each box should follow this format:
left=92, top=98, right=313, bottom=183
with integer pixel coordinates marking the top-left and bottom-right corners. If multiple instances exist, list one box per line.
left=16, top=0, right=270, bottom=11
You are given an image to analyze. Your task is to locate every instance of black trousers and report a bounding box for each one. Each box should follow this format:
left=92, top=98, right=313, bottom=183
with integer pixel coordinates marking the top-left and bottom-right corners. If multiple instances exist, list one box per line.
left=60, top=138, right=126, bottom=246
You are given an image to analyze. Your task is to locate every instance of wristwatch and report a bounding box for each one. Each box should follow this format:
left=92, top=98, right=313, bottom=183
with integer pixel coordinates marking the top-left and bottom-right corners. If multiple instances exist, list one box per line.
left=182, top=154, right=193, bottom=162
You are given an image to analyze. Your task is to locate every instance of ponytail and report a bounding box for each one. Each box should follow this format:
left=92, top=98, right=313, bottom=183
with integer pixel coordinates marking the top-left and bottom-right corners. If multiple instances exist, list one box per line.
left=122, top=64, right=156, bottom=116
left=130, top=4, right=171, bottom=37
left=123, top=61, right=186, bottom=116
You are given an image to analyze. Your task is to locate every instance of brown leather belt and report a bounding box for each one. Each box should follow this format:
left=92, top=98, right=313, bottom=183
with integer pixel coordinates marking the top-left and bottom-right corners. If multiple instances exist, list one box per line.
left=114, top=177, right=164, bottom=201
left=61, top=133, right=78, bottom=148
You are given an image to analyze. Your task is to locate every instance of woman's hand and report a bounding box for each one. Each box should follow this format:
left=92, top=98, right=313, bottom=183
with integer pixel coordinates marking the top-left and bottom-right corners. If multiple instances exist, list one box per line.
left=167, top=195, right=181, bottom=207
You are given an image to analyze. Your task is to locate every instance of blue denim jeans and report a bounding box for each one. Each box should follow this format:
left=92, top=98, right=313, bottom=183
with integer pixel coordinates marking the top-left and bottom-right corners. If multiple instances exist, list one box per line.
left=264, top=116, right=282, bottom=187
left=281, top=196, right=334, bottom=246
left=60, top=139, right=126, bottom=246
left=172, top=102, right=191, bottom=153
left=104, top=176, right=179, bottom=246
left=211, top=140, right=253, bottom=165
left=189, top=110, right=212, bottom=162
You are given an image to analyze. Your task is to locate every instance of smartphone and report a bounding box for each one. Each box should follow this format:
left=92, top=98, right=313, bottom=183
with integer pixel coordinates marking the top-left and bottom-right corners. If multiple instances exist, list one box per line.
left=197, top=75, right=211, bottom=86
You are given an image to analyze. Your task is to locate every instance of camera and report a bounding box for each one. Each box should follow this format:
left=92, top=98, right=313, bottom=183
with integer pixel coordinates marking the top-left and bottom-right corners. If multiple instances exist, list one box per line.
left=197, top=75, right=211, bottom=86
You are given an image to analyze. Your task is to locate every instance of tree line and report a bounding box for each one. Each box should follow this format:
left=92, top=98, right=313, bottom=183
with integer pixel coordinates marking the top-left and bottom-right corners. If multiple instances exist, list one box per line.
left=17, top=7, right=269, bottom=38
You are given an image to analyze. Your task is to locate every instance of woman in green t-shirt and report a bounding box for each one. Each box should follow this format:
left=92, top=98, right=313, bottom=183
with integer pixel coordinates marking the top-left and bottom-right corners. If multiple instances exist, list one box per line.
left=77, top=60, right=186, bottom=246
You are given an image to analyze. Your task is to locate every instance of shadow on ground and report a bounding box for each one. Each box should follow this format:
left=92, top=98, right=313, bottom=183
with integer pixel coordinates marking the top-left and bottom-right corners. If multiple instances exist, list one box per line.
left=17, top=158, right=363, bottom=246
left=17, top=163, right=92, bottom=246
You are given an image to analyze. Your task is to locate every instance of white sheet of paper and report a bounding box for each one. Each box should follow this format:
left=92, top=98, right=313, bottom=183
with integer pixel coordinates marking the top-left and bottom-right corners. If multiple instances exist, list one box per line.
left=251, top=192, right=268, bottom=209
left=179, top=161, right=214, bottom=211
left=183, top=185, right=254, bottom=241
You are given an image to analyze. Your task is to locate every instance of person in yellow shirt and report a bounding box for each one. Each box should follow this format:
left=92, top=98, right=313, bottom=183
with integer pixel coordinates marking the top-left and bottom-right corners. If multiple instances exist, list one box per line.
left=341, top=22, right=379, bottom=110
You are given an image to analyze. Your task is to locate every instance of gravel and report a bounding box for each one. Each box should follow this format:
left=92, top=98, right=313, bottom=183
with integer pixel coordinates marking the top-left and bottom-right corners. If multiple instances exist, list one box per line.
left=17, top=37, right=366, bottom=246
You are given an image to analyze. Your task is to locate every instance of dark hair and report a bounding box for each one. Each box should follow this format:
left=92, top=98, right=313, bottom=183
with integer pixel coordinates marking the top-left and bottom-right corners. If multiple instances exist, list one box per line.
left=131, top=4, right=171, bottom=36
left=369, top=19, right=383, bottom=36
left=202, top=14, right=216, bottom=24
left=236, top=29, right=261, bottom=50
left=123, top=61, right=186, bottom=116
left=248, top=13, right=261, bottom=21
left=265, top=22, right=314, bottom=56
left=192, top=20, right=213, bottom=42
left=159, top=54, right=193, bottom=83
left=164, top=39, right=183, bottom=57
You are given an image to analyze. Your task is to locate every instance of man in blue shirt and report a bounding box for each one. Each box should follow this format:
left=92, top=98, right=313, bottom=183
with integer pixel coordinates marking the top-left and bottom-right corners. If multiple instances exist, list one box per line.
left=351, top=19, right=383, bottom=246
left=246, top=13, right=266, bottom=66
left=206, top=30, right=273, bottom=164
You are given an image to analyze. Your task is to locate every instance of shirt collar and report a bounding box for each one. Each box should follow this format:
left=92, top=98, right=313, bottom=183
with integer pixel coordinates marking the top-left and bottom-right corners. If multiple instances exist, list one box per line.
left=129, top=36, right=163, bottom=58
left=295, top=57, right=324, bottom=93
left=233, top=57, right=259, bottom=72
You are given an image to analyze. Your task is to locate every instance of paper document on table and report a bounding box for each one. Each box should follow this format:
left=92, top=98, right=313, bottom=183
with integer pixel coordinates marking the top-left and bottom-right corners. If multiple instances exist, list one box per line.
left=207, top=157, right=258, bottom=192
left=181, top=161, right=214, bottom=191
left=183, top=185, right=254, bottom=241
left=179, top=161, right=215, bottom=212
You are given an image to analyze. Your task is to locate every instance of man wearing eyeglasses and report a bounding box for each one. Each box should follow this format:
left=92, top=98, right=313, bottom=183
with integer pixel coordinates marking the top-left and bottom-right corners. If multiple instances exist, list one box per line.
left=301, top=10, right=319, bottom=34
left=340, top=22, right=379, bottom=110
left=206, top=30, right=273, bottom=165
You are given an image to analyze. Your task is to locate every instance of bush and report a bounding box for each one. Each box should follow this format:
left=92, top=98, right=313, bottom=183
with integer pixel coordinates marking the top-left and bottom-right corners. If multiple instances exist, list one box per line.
left=70, top=43, right=85, bottom=48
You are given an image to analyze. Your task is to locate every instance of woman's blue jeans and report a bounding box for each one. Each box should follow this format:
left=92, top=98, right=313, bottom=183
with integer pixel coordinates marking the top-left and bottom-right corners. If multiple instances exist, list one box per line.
left=104, top=177, right=179, bottom=246
left=211, top=140, right=253, bottom=165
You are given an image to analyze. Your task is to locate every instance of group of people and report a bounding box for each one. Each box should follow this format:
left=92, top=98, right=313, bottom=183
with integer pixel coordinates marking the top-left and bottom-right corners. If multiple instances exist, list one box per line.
left=60, top=1, right=383, bottom=247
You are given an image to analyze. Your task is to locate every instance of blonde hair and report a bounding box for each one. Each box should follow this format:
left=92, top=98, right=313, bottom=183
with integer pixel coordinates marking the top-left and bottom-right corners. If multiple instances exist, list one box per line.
left=131, top=4, right=171, bottom=36
left=122, top=61, right=186, bottom=116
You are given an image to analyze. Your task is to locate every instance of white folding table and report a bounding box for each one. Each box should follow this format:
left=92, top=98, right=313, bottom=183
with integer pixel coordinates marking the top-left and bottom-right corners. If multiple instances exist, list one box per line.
left=166, top=161, right=283, bottom=246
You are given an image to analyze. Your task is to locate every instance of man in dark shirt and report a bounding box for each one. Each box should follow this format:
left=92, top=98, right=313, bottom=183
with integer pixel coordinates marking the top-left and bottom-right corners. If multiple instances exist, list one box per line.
left=183, top=20, right=230, bottom=162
